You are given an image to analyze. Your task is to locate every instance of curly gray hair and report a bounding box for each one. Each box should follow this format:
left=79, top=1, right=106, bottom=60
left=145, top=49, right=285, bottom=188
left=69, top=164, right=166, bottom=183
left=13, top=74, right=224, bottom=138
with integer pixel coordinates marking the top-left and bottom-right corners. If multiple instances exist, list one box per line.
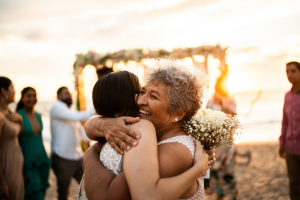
left=145, top=57, right=207, bottom=121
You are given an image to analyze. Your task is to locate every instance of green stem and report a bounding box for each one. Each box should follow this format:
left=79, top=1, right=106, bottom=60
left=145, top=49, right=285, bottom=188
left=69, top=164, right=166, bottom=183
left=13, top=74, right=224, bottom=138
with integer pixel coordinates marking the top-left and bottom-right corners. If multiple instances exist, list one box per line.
left=204, top=179, right=210, bottom=190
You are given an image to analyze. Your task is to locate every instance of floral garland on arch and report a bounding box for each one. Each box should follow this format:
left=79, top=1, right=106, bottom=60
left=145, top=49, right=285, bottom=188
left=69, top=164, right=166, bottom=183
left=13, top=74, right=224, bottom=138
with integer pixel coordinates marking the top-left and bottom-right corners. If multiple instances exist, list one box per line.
left=73, top=45, right=228, bottom=152
left=74, top=44, right=227, bottom=71
left=73, top=44, right=228, bottom=111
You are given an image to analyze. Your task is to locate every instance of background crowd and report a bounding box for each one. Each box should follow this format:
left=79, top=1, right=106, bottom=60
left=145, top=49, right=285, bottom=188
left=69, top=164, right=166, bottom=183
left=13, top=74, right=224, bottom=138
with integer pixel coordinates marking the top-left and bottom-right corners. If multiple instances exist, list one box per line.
left=0, top=77, right=95, bottom=200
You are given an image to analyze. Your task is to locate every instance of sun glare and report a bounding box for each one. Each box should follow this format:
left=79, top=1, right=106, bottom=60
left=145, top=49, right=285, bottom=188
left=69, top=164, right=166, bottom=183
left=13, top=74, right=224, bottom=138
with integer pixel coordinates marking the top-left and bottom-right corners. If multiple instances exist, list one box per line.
left=207, top=56, right=221, bottom=97
left=82, top=65, right=98, bottom=103
left=113, top=61, right=146, bottom=86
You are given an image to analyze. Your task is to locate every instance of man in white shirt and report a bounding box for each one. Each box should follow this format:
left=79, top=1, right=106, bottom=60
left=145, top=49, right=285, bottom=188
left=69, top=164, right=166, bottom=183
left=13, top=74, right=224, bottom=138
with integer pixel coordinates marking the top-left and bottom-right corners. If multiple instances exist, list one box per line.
left=50, top=86, right=95, bottom=200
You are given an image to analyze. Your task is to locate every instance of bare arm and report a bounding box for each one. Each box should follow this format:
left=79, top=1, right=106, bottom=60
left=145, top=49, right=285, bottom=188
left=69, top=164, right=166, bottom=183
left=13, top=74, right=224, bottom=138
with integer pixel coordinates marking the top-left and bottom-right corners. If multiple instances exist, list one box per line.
left=123, top=120, right=209, bottom=200
left=83, top=119, right=216, bottom=200
left=83, top=143, right=131, bottom=200
left=84, top=116, right=141, bottom=154
left=279, top=98, right=288, bottom=158
left=51, top=104, right=95, bottom=122
left=0, top=116, right=9, bottom=199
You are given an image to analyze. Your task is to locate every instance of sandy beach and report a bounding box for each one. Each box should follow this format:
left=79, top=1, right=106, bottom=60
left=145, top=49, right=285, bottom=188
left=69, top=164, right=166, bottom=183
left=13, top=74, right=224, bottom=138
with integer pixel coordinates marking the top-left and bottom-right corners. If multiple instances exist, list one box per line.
left=45, top=142, right=289, bottom=200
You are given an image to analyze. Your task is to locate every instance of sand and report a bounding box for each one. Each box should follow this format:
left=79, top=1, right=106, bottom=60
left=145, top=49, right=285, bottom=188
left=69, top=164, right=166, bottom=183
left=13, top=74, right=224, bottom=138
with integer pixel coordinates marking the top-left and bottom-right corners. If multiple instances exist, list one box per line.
left=45, top=142, right=290, bottom=200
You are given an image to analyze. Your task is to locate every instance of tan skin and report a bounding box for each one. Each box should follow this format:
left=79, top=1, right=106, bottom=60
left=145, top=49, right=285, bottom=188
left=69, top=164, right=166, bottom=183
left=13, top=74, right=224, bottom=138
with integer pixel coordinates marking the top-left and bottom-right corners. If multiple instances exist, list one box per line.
left=83, top=82, right=216, bottom=200
left=21, top=89, right=41, bottom=135
left=279, top=64, right=300, bottom=158
left=0, top=83, right=22, bottom=199
left=124, top=119, right=208, bottom=200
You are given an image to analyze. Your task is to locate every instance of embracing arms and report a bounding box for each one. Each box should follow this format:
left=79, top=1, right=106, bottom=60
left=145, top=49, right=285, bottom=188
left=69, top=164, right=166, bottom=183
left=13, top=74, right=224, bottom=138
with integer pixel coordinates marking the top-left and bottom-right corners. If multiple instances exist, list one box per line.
left=123, top=120, right=208, bottom=200
left=83, top=116, right=141, bottom=200
left=83, top=143, right=132, bottom=200
left=84, top=116, right=141, bottom=154
left=83, top=117, right=216, bottom=200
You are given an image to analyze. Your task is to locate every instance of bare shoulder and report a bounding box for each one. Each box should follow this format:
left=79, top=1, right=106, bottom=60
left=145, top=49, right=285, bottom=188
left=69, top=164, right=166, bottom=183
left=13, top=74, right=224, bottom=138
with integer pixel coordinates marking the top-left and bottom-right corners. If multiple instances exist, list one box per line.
left=158, top=140, right=193, bottom=177
left=129, top=119, right=155, bottom=135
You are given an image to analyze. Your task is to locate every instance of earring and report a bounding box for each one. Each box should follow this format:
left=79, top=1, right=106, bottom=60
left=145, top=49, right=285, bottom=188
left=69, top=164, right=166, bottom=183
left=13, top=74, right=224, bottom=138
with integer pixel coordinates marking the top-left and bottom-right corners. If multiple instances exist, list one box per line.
left=175, top=118, right=178, bottom=122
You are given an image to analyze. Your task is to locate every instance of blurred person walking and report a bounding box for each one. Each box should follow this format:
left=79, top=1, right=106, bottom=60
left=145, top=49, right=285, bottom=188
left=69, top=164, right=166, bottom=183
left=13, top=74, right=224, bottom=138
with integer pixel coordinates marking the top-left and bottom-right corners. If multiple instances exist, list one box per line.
left=0, top=77, right=24, bottom=200
left=206, top=70, right=238, bottom=200
left=16, top=87, right=50, bottom=200
left=50, top=87, right=95, bottom=200
left=279, top=61, right=300, bottom=200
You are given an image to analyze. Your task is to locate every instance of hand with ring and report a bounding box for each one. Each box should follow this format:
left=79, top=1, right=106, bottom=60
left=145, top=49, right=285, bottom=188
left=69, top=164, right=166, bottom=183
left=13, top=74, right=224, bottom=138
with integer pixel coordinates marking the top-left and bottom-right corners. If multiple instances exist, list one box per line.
left=206, top=148, right=216, bottom=168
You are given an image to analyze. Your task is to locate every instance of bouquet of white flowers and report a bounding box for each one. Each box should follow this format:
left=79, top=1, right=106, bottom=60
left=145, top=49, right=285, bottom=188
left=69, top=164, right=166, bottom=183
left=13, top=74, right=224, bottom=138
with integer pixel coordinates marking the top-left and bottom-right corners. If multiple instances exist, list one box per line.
left=183, top=108, right=241, bottom=189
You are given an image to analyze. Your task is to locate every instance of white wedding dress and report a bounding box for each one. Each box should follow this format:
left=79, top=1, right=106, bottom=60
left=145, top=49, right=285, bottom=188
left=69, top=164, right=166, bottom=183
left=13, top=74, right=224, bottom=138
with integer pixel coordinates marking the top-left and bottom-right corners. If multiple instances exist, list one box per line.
left=76, top=143, right=123, bottom=200
left=76, top=135, right=204, bottom=200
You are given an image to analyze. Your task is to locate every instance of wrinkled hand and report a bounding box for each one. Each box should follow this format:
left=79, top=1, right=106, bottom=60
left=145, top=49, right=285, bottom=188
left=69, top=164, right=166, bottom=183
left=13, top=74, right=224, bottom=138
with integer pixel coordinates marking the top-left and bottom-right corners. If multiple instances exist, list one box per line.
left=5, top=112, right=22, bottom=124
left=102, top=117, right=140, bottom=154
left=279, top=146, right=286, bottom=158
left=83, top=142, right=102, bottom=171
left=0, top=182, right=9, bottom=200
left=193, top=141, right=209, bottom=177
left=206, top=148, right=216, bottom=169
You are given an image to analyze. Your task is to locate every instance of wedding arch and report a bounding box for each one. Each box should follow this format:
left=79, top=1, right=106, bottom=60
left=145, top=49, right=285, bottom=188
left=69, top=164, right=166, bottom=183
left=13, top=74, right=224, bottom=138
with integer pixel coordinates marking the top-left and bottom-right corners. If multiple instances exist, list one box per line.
left=73, top=44, right=228, bottom=112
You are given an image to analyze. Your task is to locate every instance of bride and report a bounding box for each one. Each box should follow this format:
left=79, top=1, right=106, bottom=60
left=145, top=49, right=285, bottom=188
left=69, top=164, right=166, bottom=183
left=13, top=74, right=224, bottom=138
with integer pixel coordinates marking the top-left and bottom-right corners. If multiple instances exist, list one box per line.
left=80, top=58, right=216, bottom=199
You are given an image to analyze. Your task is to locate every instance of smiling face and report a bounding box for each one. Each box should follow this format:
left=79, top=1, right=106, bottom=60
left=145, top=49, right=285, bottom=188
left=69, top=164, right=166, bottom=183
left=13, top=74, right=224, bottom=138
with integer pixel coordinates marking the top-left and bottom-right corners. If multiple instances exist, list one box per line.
left=136, top=81, right=177, bottom=133
left=22, top=89, right=37, bottom=109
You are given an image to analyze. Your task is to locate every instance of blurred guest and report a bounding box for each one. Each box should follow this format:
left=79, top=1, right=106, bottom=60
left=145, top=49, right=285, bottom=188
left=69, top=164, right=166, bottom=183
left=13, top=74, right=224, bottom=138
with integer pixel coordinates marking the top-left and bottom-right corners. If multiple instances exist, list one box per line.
left=279, top=61, right=300, bottom=200
left=0, top=77, right=24, bottom=200
left=207, top=91, right=237, bottom=115
left=16, top=87, right=50, bottom=200
left=207, top=71, right=237, bottom=200
left=50, top=87, right=95, bottom=200
left=96, top=66, right=113, bottom=80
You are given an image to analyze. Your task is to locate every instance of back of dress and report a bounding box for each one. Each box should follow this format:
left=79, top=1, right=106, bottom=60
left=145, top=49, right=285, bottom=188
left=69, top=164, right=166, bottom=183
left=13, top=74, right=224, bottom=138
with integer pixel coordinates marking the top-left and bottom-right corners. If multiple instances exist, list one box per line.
left=99, top=143, right=123, bottom=176
left=76, top=143, right=122, bottom=200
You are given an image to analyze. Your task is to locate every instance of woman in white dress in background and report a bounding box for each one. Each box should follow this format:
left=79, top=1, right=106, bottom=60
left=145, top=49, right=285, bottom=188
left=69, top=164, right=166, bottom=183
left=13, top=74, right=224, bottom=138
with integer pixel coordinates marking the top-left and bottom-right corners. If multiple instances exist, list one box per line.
left=81, top=58, right=216, bottom=200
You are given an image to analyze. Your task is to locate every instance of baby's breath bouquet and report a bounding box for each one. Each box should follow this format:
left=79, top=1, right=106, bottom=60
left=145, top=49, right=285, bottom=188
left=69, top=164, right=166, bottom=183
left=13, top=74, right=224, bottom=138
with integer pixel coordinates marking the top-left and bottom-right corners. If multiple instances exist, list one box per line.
left=183, top=108, right=241, bottom=189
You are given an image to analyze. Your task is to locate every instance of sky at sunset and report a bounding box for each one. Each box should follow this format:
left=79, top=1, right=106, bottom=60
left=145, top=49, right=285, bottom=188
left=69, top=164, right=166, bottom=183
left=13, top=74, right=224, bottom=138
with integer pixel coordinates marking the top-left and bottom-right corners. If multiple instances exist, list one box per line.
left=1, top=0, right=300, bottom=101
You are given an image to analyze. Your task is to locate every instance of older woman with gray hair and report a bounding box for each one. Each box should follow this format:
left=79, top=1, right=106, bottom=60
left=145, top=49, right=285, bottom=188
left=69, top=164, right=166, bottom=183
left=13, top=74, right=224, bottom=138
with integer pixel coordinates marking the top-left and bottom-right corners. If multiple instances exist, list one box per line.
left=82, top=58, right=216, bottom=200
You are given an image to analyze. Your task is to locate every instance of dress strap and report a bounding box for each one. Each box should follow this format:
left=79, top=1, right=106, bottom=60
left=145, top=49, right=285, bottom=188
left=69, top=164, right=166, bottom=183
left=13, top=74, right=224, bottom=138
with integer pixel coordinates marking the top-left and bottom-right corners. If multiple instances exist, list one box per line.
left=157, top=135, right=195, bottom=158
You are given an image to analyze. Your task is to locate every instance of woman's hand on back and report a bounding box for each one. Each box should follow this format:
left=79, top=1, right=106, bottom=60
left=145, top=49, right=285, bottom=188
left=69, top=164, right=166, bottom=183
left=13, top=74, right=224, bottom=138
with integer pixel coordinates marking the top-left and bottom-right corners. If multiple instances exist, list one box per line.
left=193, top=141, right=209, bottom=177
left=84, top=116, right=141, bottom=155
